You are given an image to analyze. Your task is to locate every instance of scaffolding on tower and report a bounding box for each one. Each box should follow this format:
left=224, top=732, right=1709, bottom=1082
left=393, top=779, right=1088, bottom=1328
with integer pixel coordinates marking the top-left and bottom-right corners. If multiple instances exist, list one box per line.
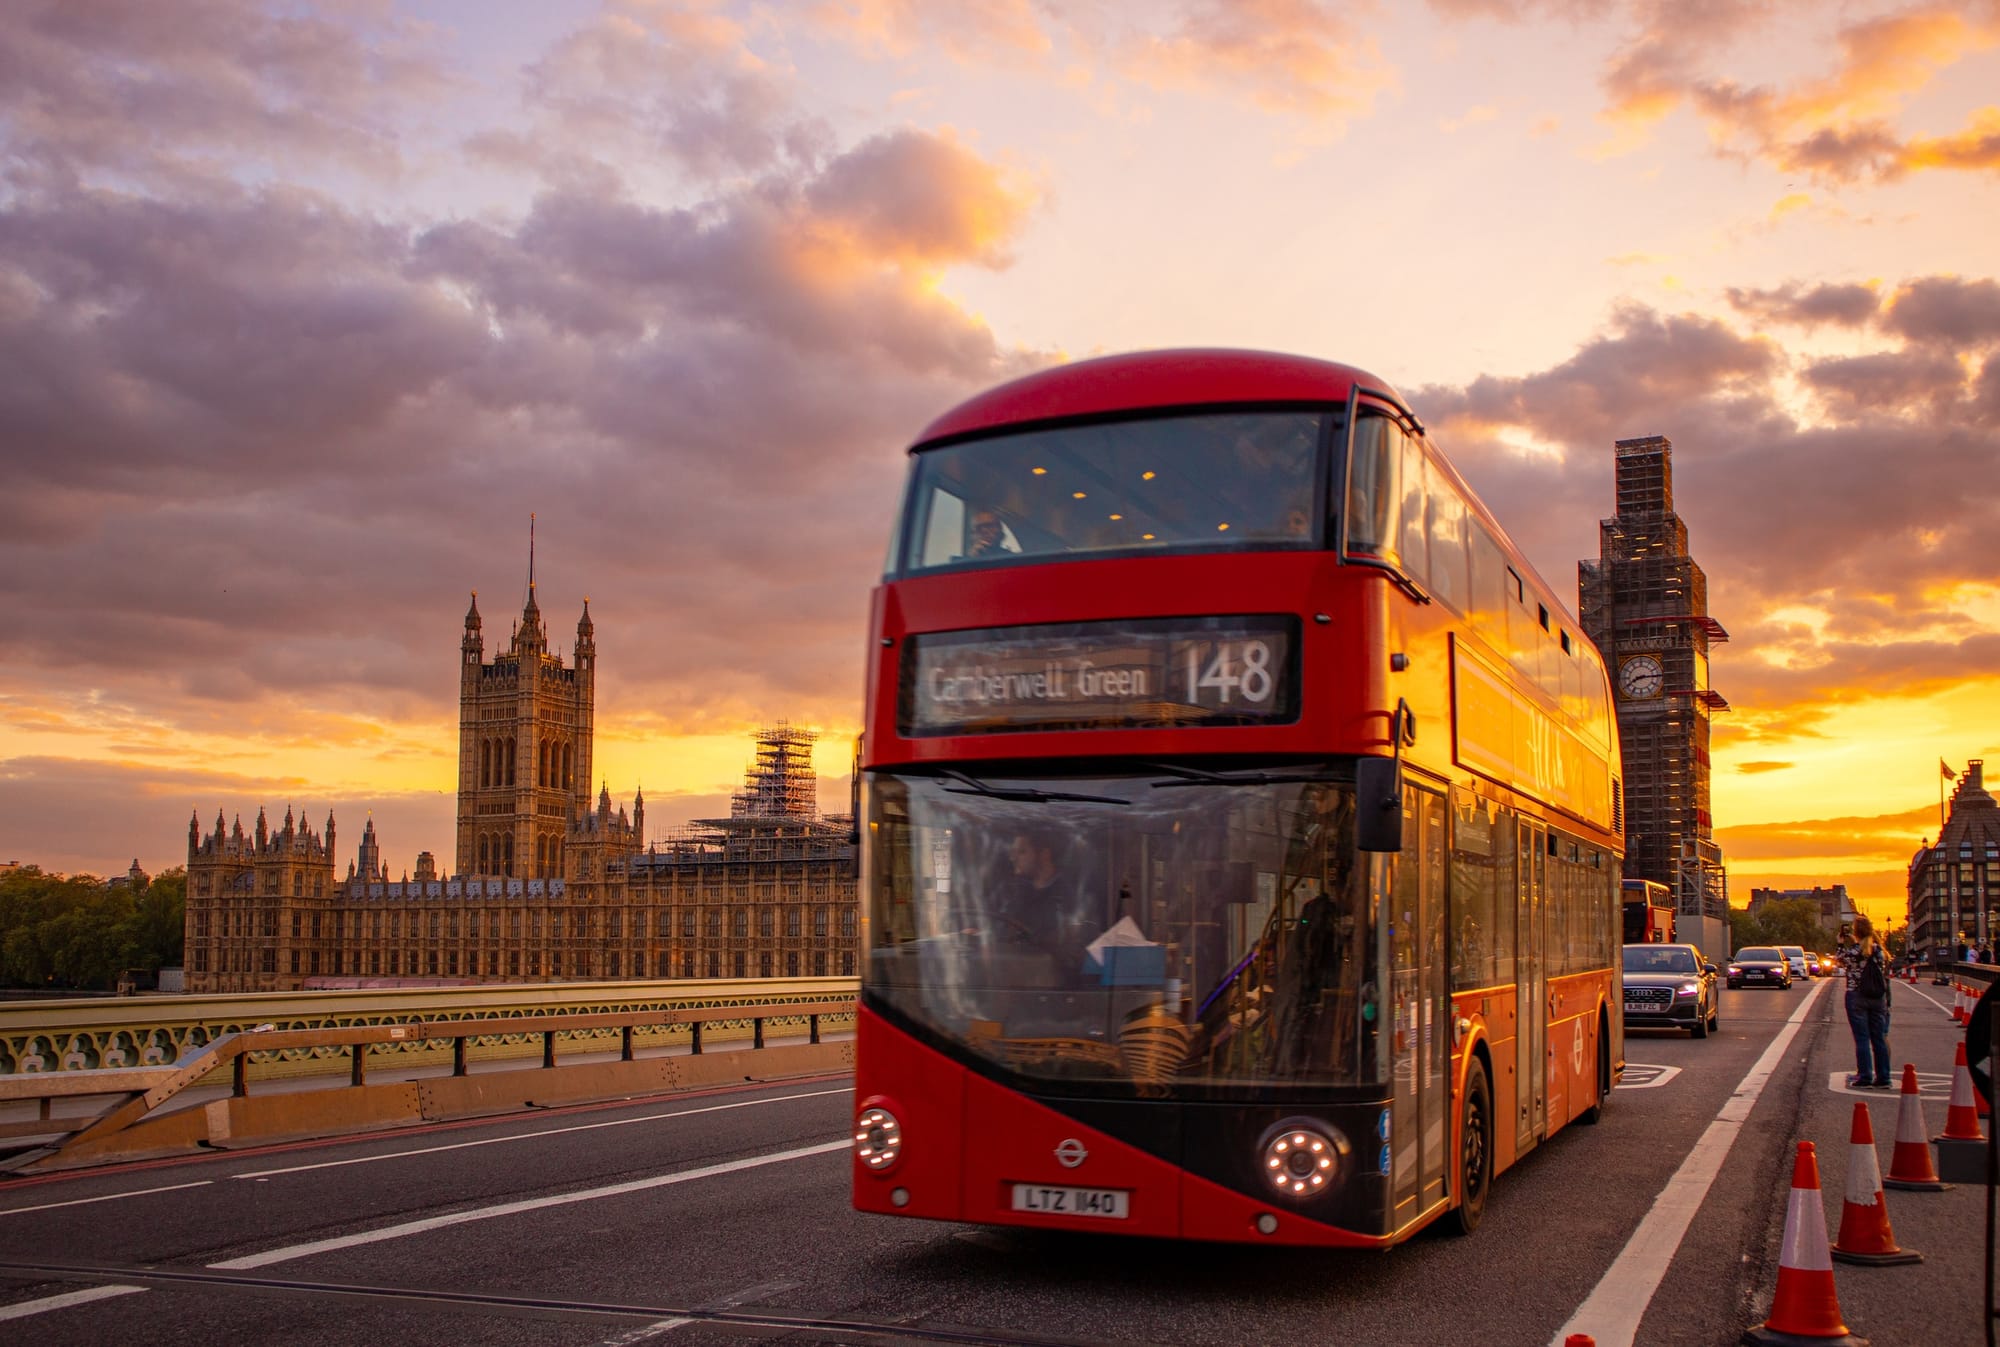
left=731, top=724, right=820, bottom=820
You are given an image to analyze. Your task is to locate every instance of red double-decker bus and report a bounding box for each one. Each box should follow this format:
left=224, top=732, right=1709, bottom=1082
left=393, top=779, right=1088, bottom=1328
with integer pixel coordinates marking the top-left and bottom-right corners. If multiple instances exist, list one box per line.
left=851, top=350, right=1623, bottom=1246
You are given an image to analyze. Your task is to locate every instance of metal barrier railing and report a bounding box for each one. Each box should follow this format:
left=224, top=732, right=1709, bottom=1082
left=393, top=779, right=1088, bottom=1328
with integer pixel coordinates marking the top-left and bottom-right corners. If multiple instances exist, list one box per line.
left=0, top=977, right=860, bottom=1077
left=2, top=997, right=855, bottom=1166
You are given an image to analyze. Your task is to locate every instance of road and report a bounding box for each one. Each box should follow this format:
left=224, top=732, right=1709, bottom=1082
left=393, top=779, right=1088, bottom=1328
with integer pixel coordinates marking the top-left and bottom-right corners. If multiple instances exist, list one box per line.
left=0, top=977, right=1988, bottom=1346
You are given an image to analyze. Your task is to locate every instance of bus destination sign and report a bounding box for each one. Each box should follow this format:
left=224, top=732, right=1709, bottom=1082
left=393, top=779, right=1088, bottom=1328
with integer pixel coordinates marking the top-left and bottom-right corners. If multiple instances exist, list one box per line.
left=899, top=615, right=1299, bottom=735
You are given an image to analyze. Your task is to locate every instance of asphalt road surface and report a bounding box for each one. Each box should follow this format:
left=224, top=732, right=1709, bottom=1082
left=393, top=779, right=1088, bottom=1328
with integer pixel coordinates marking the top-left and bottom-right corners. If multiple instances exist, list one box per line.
left=1, top=977, right=1990, bottom=1347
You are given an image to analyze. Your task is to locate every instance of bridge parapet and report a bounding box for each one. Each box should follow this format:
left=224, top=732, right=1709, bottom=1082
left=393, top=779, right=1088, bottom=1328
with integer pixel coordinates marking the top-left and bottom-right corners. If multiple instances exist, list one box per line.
left=1, top=991, right=858, bottom=1172
left=0, top=977, right=858, bottom=1077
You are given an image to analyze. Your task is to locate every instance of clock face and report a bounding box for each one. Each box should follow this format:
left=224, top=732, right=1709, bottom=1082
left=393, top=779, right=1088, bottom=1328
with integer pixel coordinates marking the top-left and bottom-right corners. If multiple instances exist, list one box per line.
left=1619, top=654, right=1665, bottom=700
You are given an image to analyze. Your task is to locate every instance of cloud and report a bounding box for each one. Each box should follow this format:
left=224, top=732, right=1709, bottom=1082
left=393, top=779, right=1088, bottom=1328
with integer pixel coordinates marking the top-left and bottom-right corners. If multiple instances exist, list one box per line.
left=0, top=3, right=1052, bottom=874
left=1596, top=3, right=2000, bottom=182
left=808, top=2, right=1398, bottom=132
left=1726, top=281, right=1881, bottom=328
left=1115, top=0, right=1398, bottom=126
left=1736, top=760, right=1795, bottom=774
left=0, top=0, right=449, bottom=190
left=1883, top=275, right=2000, bottom=347
left=510, top=2, right=832, bottom=183
left=1716, top=804, right=1937, bottom=862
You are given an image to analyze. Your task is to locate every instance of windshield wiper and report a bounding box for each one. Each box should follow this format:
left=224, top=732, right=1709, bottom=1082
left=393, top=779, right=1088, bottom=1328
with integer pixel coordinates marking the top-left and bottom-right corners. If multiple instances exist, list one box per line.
left=1145, top=763, right=1342, bottom=789
left=938, top=770, right=1130, bottom=805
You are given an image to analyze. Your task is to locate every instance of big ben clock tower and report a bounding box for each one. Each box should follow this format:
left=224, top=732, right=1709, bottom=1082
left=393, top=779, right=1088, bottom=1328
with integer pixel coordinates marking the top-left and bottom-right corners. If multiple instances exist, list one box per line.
left=1579, top=435, right=1731, bottom=929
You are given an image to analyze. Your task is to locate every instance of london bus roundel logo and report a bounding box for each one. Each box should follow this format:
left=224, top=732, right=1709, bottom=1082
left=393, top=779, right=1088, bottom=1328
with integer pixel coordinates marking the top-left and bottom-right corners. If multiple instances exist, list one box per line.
left=1055, top=1138, right=1088, bottom=1169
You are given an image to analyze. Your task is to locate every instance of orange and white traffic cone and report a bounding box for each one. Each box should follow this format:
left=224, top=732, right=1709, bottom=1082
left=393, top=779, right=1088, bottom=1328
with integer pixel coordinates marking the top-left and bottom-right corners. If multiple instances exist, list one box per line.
left=1743, top=1142, right=1864, bottom=1345
left=1830, top=1101, right=1921, bottom=1265
left=1954, top=983, right=1969, bottom=1025
left=1938, top=1042, right=1984, bottom=1142
left=1884, top=1064, right=1950, bottom=1192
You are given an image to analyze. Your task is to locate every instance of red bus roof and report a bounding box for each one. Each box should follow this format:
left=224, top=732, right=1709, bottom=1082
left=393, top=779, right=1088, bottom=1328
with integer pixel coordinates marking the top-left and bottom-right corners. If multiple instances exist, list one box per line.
left=912, top=349, right=1406, bottom=447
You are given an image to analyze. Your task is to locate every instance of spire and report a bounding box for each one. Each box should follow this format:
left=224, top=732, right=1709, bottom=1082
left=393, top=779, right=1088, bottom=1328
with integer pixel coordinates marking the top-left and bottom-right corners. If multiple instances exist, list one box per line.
left=465, top=590, right=481, bottom=630
left=189, top=810, right=200, bottom=849
left=255, top=807, right=268, bottom=850
left=577, top=597, right=593, bottom=639
left=522, top=514, right=540, bottom=621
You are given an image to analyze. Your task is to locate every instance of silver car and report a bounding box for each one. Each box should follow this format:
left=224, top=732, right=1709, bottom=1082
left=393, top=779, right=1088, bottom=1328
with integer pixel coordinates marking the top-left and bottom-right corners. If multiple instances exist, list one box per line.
left=1778, top=945, right=1811, bottom=980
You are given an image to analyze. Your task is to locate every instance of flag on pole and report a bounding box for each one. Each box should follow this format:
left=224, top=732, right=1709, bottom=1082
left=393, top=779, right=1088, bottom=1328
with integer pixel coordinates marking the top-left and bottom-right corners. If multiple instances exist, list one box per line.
left=1942, top=759, right=1957, bottom=780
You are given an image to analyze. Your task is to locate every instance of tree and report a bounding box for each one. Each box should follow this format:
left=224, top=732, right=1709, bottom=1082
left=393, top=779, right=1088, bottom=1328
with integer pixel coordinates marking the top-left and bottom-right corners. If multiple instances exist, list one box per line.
left=0, top=865, right=181, bottom=992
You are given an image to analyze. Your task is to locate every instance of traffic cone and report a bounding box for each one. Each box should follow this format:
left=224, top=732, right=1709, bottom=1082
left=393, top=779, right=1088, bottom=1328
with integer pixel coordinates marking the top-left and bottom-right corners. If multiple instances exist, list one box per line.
left=1830, top=1101, right=1921, bottom=1265
left=1938, top=1042, right=1984, bottom=1142
left=1563, top=1337, right=1596, bottom=1347
left=1954, top=984, right=1969, bottom=1025
left=1742, top=1142, right=1863, bottom=1346
left=1883, top=1064, right=1950, bottom=1192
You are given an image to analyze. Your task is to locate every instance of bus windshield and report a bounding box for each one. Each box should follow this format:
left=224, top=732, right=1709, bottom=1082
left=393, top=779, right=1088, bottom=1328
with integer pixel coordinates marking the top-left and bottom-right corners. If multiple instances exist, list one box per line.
left=896, top=410, right=1331, bottom=574
left=864, top=768, right=1382, bottom=1092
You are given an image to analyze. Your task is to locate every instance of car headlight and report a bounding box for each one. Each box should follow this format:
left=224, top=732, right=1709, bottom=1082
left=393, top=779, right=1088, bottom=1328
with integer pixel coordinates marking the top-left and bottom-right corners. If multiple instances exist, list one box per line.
left=1727, top=965, right=1741, bottom=975
left=1259, top=1119, right=1350, bottom=1200
left=1676, top=981, right=1699, bottom=997
left=854, top=1106, right=902, bottom=1172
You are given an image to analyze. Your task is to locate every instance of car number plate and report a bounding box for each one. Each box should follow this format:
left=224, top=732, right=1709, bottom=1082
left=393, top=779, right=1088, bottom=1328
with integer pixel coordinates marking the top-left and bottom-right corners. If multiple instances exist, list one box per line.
left=1010, top=1184, right=1129, bottom=1219
left=1624, top=1000, right=1647, bottom=1013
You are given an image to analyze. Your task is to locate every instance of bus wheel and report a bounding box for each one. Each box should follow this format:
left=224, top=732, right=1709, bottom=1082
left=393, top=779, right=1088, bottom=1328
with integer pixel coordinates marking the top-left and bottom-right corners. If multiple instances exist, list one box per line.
left=1577, top=1020, right=1610, bottom=1126
left=1445, top=1058, right=1491, bottom=1236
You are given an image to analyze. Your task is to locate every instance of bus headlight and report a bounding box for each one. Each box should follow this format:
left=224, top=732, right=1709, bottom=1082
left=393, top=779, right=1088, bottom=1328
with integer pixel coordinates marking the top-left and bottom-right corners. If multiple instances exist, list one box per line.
left=1258, top=1119, right=1349, bottom=1199
left=855, top=1106, right=903, bottom=1172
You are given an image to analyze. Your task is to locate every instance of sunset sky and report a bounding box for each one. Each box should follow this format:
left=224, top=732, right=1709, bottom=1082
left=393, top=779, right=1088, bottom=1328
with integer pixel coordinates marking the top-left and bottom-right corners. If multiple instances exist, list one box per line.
left=3, top=0, right=1997, bottom=930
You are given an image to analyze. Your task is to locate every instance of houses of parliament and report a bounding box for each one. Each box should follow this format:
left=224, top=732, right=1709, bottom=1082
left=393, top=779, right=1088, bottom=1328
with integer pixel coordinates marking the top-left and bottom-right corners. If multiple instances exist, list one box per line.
left=182, top=571, right=858, bottom=993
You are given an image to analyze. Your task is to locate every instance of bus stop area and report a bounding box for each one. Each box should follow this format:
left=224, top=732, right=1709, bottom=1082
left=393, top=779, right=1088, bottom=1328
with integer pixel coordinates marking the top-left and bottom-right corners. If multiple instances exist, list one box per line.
left=1752, top=969, right=1999, bottom=1347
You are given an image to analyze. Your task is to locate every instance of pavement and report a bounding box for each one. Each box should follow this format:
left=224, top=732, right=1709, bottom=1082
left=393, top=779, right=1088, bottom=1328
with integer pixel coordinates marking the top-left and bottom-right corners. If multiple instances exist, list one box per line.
left=1778, top=971, right=1997, bottom=1347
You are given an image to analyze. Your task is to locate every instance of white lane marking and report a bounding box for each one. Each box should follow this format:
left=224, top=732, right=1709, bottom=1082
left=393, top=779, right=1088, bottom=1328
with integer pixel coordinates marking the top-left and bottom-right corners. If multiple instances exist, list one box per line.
left=1899, top=982, right=1951, bottom=1015
left=0, top=1284, right=146, bottom=1321
left=591, top=1317, right=694, bottom=1344
left=211, top=1139, right=848, bottom=1270
left=1552, top=977, right=1831, bottom=1347
left=1615, top=1064, right=1682, bottom=1091
left=1825, top=1071, right=1950, bottom=1098
left=233, top=1087, right=850, bottom=1178
left=0, top=1180, right=212, bottom=1217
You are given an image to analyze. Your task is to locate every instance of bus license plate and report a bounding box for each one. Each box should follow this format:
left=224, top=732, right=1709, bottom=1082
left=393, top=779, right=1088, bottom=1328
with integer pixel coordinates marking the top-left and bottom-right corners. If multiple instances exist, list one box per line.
left=1010, top=1184, right=1129, bottom=1219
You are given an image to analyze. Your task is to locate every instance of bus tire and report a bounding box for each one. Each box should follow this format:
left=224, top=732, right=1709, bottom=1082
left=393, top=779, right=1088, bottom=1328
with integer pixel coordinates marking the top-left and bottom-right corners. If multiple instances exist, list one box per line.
left=1444, top=1057, right=1492, bottom=1236
left=1576, top=1016, right=1610, bottom=1125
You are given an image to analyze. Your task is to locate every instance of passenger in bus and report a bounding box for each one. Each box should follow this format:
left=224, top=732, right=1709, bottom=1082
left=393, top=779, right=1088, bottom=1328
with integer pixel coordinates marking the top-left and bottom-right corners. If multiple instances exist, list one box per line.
left=965, top=508, right=1013, bottom=559
left=985, top=830, right=1089, bottom=980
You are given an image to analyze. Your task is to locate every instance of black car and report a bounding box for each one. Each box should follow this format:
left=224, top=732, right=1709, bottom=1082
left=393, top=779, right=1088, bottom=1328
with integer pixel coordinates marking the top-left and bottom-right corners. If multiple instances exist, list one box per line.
left=1728, top=946, right=1793, bottom=989
left=1622, top=943, right=1720, bottom=1038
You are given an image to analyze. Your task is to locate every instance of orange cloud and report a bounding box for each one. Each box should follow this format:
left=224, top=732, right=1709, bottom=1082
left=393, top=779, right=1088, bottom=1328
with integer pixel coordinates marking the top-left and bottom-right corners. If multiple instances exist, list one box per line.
left=1599, top=3, right=2000, bottom=182
left=1118, top=0, right=1398, bottom=125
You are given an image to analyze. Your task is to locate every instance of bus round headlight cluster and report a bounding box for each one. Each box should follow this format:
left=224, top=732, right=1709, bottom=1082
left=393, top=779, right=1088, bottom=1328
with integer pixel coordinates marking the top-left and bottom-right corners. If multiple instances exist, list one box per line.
left=855, top=1106, right=902, bottom=1172
left=1259, top=1120, right=1347, bottom=1198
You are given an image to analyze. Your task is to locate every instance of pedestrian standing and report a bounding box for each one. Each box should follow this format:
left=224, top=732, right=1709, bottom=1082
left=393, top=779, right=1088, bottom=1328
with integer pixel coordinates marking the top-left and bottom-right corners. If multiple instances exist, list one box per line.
left=1837, top=918, right=1892, bottom=1088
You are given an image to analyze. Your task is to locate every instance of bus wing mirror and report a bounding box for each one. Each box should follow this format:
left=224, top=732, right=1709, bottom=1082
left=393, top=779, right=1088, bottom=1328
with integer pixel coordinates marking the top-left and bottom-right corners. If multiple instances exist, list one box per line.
left=1355, top=757, right=1403, bottom=853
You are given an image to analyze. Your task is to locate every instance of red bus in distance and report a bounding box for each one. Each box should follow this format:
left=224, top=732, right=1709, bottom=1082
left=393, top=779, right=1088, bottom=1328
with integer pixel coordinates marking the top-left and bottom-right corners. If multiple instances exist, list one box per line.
left=852, top=349, right=1624, bottom=1246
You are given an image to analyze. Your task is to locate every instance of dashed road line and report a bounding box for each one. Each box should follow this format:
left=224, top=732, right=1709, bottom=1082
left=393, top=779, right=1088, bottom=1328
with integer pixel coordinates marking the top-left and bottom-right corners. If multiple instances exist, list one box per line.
left=212, top=1138, right=848, bottom=1270
left=0, top=1284, right=146, bottom=1322
left=232, top=1086, right=848, bottom=1179
left=0, top=1179, right=212, bottom=1217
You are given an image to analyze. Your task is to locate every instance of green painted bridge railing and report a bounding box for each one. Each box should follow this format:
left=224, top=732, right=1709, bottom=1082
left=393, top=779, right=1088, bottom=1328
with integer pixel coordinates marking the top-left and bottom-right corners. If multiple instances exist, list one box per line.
left=0, top=978, right=860, bottom=1080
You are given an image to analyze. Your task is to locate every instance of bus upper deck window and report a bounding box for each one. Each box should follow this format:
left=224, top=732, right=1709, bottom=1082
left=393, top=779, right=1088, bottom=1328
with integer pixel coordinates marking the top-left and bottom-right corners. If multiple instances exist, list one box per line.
left=1346, top=415, right=1399, bottom=559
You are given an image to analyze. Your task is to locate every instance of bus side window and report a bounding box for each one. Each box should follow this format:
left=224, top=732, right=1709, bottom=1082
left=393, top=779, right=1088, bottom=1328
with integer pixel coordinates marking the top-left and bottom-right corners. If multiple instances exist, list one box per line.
left=1345, top=415, right=1399, bottom=561
left=1396, top=432, right=1428, bottom=587
left=917, top=488, right=967, bottom=568
left=1427, top=466, right=1468, bottom=612
left=1467, top=523, right=1508, bottom=650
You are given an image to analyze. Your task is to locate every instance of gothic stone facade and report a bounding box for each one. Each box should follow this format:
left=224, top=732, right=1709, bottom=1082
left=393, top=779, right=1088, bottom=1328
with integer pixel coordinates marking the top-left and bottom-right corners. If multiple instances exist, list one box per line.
left=184, top=583, right=857, bottom=993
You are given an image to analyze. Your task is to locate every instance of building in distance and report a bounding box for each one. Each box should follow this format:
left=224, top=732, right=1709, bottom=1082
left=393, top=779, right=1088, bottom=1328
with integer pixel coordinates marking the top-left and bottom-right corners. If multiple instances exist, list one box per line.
left=183, top=567, right=856, bottom=992
left=1907, top=759, right=2000, bottom=960
left=1745, top=884, right=1860, bottom=937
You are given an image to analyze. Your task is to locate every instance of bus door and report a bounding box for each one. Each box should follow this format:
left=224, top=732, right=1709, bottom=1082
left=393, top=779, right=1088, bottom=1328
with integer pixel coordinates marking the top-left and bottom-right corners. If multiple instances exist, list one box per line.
left=1517, top=819, right=1545, bottom=1154
left=1389, top=785, right=1451, bottom=1225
